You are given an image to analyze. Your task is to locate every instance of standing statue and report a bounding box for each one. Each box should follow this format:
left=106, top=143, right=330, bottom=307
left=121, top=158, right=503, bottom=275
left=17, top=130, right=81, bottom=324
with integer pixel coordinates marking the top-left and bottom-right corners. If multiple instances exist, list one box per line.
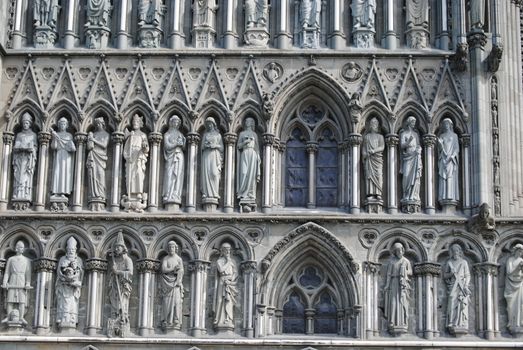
left=85, top=0, right=112, bottom=27
left=55, top=237, right=84, bottom=330
left=437, top=118, right=460, bottom=205
left=159, top=241, right=184, bottom=331
left=1, top=241, right=32, bottom=326
left=443, top=244, right=470, bottom=335
left=383, top=242, right=412, bottom=335
left=34, top=0, right=60, bottom=28
left=299, top=0, right=321, bottom=28
left=201, top=117, right=223, bottom=209
left=350, top=0, right=376, bottom=29
left=162, top=115, right=185, bottom=208
left=406, top=0, right=429, bottom=28
left=245, top=0, right=268, bottom=28
left=237, top=118, right=261, bottom=213
left=505, top=243, right=523, bottom=335
left=194, top=0, right=218, bottom=27
left=12, top=113, right=38, bottom=205
left=213, top=243, right=238, bottom=331
left=107, top=231, right=133, bottom=338
left=50, top=117, right=76, bottom=199
left=86, top=117, right=109, bottom=211
left=362, top=118, right=385, bottom=201
left=139, top=0, right=164, bottom=26
left=399, top=116, right=422, bottom=212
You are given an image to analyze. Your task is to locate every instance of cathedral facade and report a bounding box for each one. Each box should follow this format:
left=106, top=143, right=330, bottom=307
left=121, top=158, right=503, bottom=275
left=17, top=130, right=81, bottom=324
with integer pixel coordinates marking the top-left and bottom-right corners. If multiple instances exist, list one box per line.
left=0, top=0, right=522, bottom=349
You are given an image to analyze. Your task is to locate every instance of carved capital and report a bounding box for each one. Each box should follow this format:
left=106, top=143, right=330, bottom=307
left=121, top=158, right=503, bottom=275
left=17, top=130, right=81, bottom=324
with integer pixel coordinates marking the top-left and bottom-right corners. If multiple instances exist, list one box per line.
left=137, top=259, right=160, bottom=273
left=348, top=133, right=362, bottom=146
left=85, top=258, right=108, bottom=272
left=414, top=262, right=441, bottom=276
left=422, top=134, right=437, bottom=147
left=385, top=134, right=399, bottom=147
left=34, top=257, right=57, bottom=273
left=263, top=133, right=275, bottom=146
left=224, top=133, right=238, bottom=145
left=473, top=262, right=499, bottom=276
left=38, top=132, right=52, bottom=145
left=240, top=260, right=257, bottom=274
left=111, top=132, right=125, bottom=144
left=2, top=132, right=14, bottom=145
left=277, top=142, right=286, bottom=152
left=148, top=132, right=163, bottom=145
left=363, top=261, right=381, bottom=274
left=186, top=132, right=201, bottom=145
left=188, top=260, right=211, bottom=273
left=306, top=142, right=319, bottom=153
left=460, top=134, right=471, bottom=147
left=467, top=31, right=488, bottom=49
left=74, top=132, right=88, bottom=144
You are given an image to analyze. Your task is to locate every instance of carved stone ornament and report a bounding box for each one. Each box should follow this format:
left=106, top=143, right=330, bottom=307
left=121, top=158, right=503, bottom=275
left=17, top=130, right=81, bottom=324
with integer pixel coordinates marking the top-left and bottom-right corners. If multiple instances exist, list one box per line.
left=467, top=202, right=495, bottom=234
left=341, top=62, right=363, bottom=82
left=263, top=62, right=283, bottom=83
left=159, top=241, right=184, bottom=331
left=213, top=242, right=238, bottom=332
left=358, top=228, right=379, bottom=248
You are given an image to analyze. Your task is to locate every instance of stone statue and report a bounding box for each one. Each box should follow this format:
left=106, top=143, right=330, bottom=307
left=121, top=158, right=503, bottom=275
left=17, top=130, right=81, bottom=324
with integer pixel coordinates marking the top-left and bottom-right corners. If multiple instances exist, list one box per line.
left=437, top=118, right=460, bottom=205
left=237, top=118, right=261, bottom=213
left=443, top=244, right=470, bottom=335
left=55, top=237, right=84, bottom=330
left=213, top=243, right=238, bottom=331
left=505, top=243, right=523, bottom=335
left=50, top=117, right=76, bottom=199
left=351, top=0, right=376, bottom=29
left=159, top=241, right=184, bottom=331
left=34, top=0, right=60, bottom=28
left=399, top=116, right=422, bottom=213
left=245, top=0, right=268, bottom=28
left=162, top=115, right=185, bottom=208
left=194, top=0, right=218, bottom=27
left=383, top=242, right=412, bottom=335
left=362, top=118, right=384, bottom=201
left=139, top=0, right=164, bottom=26
left=299, top=0, right=321, bottom=28
left=85, top=0, right=112, bottom=27
left=406, top=0, right=429, bottom=28
left=467, top=202, right=496, bottom=234
left=1, top=241, right=32, bottom=326
left=470, top=0, right=485, bottom=30
left=201, top=117, right=223, bottom=209
left=86, top=117, right=109, bottom=211
left=123, top=114, right=149, bottom=210
left=12, top=113, right=38, bottom=205
left=107, top=231, right=133, bottom=338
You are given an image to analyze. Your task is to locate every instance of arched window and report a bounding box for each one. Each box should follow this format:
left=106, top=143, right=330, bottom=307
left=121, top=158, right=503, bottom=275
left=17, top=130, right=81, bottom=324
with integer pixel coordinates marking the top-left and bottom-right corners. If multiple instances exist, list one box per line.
left=316, top=128, right=338, bottom=207
left=285, top=128, right=307, bottom=207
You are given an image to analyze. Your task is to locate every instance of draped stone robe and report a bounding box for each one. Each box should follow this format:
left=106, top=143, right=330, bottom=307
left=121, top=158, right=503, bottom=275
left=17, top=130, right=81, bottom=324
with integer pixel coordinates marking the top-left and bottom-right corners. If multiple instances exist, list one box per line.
left=12, top=129, right=38, bottom=201
left=159, top=254, right=184, bottom=328
left=86, top=129, right=109, bottom=200
left=213, top=256, right=238, bottom=327
left=55, top=255, right=84, bottom=327
left=123, top=130, right=149, bottom=197
left=51, top=131, right=76, bottom=196
left=108, top=254, right=133, bottom=322
left=438, top=130, right=460, bottom=202
left=400, top=128, right=422, bottom=202
left=236, top=129, right=260, bottom=203
left=384, top=255, right=412, bottom=330
left=362, top=130, right=384, bottom=197
left=201, top=130, right=223, bottom=200
left=443, top=257, right=470, bottom=330
left=162, top=129, right=185, bottom=204
left=505, top=255, right=523, bottom=331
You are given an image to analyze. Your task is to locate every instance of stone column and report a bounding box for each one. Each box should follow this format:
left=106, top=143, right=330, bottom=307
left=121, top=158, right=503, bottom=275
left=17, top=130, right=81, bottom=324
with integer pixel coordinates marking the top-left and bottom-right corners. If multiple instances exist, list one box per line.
left=147, top=132, right=163, bottom=212
left=11, top=0, right=25, bottom=48
left=414, top=262, right=441, bottom=339
left=0, top=132, right=14, bottom=210
left=110, top=132, right=124, bottom=212
left=256, top=304, right=266, bottom=337
left=189, top=260, right=210, bottom=336
left=117, top=0, right=132, bottom=49
left=224, top=133, right=237, bottom=213
left=385, top=134, right=399, bottom=214
left=305, top=308, right=315, bottom=334
left=186, top=133, right=200, bottom=213
left=461, top=134, right=472, bottom=215
left=274, top=141, right=284, bottom=208
left=85, top=258, right=108, bottom=336
left=168, top=0, right=184, bottom=48
left=0, top=259, right=5, bottom=322
left=306, top=142, right=318, bottom=209
left=362, top=261, right=380, bottom=339
left=137, top=259, right=160, bottom=336
left=330, top=0, right=344, bottom=49
left=72, top=133, right=87, bottom=212
left=266, top=306, right=275, bottom=336
left=241, top=261, right=256, bottom=337
left=64, top=0, right=78, bottom=48
left=338, top=142, right=347, bottom=208
left=474, top=262, right=500, bottom=340
left=35, top=132, right=52, bottom=212
left=262, top=134, right=275, bottom=213
left=223, top=0, right=238, bottom=48
left=34, top=258, right=57, bottom=335
left=348, top=134, right=362, bottom=214
left=422, top=134, right=436, bottom=215
left=452, top=0, right=467, bottom=49
left=277, top=0, right=291, bottom=49
left=436, top=0, right=450, bottom=49
left=383, top=0, right=398, bottom=49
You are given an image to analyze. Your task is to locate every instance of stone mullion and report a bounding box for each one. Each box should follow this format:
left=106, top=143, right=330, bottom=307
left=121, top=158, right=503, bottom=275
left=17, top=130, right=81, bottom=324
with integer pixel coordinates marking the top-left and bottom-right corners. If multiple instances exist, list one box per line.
left=277, top=0, right=291, bottom=49
left=137, top=259, right=160, bottom=336
left=363, top=261, right=380, bottom=339
left=306, top=142, right=318, bottom=209
left=224, top=133, right=237, bottom=213
left=34, top=258, right=57, bottom=335
left=330, top=0, right=344, bottom=49
left=414, top=262, right=441, bottom=339
left=266, top=306, right=275, bottom=336
left=168, top=0, right=184, bottom=48
left=384, top=0, right=398, bottom=49
left=186, top=133, right=200, bottom=213
left=349, top=134, right=362, bottom=214
left=117, top=0, right=132, bottom=49
left=85, top=258, right=108, bottom=336
left=256, top=304, right=266, bottom=337
left=189, top=260, right=210, bottom=336
left=277, top=143, right=286, bottom=207
left=0, top=132, right=14, bottom=210
left=337, top=142, right=346, bottom=208
left=385, top=134, right=399, bottom=214
left=422, top=134, right=436, bottom=214
left=305, top=308, right=315, bottom=335
left=436, top=0, right=450, bottom=49
left=72, top=133, right=87, bottom=212
left=460, top=134, right=472, bottom=215
left=64, top=0, right=78, bottom=48
left=241, top=261, right=256, bottom=337
left=110, top=132, right=124, bottom=212
left=148, top=132, right=163, bottom=212
left=223, top=0, right=238, bottom=48
left=35, top=132, right=52, bottom=211
left=11, top=0, right=25, bottom=48
left=262, top=134, right=275, bottom=212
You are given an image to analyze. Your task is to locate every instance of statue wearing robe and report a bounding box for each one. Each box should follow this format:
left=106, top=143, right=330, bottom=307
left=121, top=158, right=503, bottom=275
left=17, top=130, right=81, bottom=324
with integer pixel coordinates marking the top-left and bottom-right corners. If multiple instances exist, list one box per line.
left=139, top=0, right=164, bottom=26
left=123, top=115, right=149, bottom=198
left=108, top=234, right=133, bottom=329
left=86, top=0, right=112, bottom=27
left=406, top=0, right=429, bottom=28
left=51, top=118, right=76, bottom=198
left=34, top=0, right=60, bottom=28
left=159, top=241, right=184, bottom=330
left=163, top=116, right=185, bottom=205
left=245, top=0, right=268, bottom=28
left=237, top=118, right=260, bottom=211
left=505, top=244, right=523, bottom=334
left=400, top=117, right=422, bottom=203
left=213, top=243, right=238, bottom=329
left=201, top=118, right=223, bottom=201
left=194, top=0, right=217, bottom=27
left=362, top=118, right=384, bottom=199
left=443, top=244, right=470, bottom=333
left=12, top=115, right=38, bottom=202
left=299, top=0, right=321, bottom=28
left=86, top=118, right=109, bottom=202
left=351, top=0, right=376, bottom=29
left=437, top=119, right=460, bottom=203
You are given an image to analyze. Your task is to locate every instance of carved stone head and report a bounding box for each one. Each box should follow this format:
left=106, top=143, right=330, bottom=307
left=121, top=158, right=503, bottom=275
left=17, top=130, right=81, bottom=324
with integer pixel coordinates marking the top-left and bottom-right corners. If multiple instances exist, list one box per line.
left=21, top=113, right=32, bottom=129
left=58, top=117, right=69, bottom=132
left=391, top=242, right=404, bottom=258
left=15, top=240, right=25, bottom=255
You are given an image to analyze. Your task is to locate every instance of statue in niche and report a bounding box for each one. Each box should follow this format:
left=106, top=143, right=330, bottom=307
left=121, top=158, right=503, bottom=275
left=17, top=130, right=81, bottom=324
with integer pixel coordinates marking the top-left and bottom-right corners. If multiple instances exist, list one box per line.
left=12, top=113, right=38, bottom=206
left=162, top=115, right=185, bottom=209
left=201, top=117, right=223, bottom=209
left=213, top=242, right=238, bottom=331
left=470, top=0, right=485, bottom=30
left=505, top=243, right=523, bottom=335
left=406, top=0, right=429, bottom=29
left=437, top=118, right=460, bottom=205
left=299, top=0, right=321, bottom=28
left=467, top=202, right=496, bottom=234
left=34, top=0, right=60, bottom=28
left=85, top=0, right=112, bottom=27
left=159, top=241, right=184, bottom=331
left=194, top=0, right=218, bottom=27
left=362, top=118, right=384, bottom=201
left=443, top=244, right=471, bottom=335
left=86, top=117, right=109, bottom=211
left=399, top=116, right=422, bottom=213
left=383, top=242, right=412, bottom=335
left=122, top=114, right=149, bottom=212
left=1, top=241, right=32, bottom=327
left=245, top=0, right=268, bottom=28
left=55, top=237, right=84, bottom=330
left=50, top=117, right=76, bottom=201
left=139, top=0, right=164, bottom=26
left=107, top=231, right=133, bottom=338
left=350, top=0, right=376, bottom=29
left=237, top=118, right=261, bottom=213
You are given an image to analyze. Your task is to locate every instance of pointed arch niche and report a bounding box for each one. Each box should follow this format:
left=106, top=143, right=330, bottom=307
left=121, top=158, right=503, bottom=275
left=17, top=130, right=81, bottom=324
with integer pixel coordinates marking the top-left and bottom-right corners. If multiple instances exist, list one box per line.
left=258, top=223, right=360, bottom=337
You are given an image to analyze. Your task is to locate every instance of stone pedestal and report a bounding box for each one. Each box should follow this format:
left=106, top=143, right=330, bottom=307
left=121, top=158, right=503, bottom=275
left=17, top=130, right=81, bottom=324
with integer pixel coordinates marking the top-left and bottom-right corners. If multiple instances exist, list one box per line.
left=509, top=326, right=523, bottom=338
left=193, top=27, right=215, bottom=48
left=300, top=27, right=320, bottom=49
left=401, top=199, right=421, bottom=214
left=449, top=326, right=468, bottom=337
left=85, top=26, right=110, bottom=49
left=4, top=320, right=24, bottom=334
left=107, top=317, right=130, bottom=338
left=202, top=197, right=218, bottom=212
left=364, top=197, right=383, bottom=214
left=138, top=25, right=163, bottom=48
left=89, top=197, right=106, bottom=212
left=353, top=28, right=375, bottom=48
left=34, top=26, right=57, bottom=48
left=244, top=28, right=269, bottom=47
left=239, top=199, right=256, bottom=213
left=214, top=324, right=234, bottom=334
left=440, top=199, right=458, bottom=214
left=164, top=202, right=181, bottom=212
left=121, top=194, right=148, bottom=213
left=389, top=325, right=408, bottom=336
left=12, top=199, right=31, bottom=211
left=50, top=196, right=69, bottom=212
left=406, top=27, right=429, bottom=49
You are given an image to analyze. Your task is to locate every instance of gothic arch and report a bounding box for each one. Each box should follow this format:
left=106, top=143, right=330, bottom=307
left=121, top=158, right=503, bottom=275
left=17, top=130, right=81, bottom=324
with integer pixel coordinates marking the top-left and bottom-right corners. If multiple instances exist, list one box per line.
left=0, top=224, right=44, bottom=259
left=149, top=226, right=198, bottom=261
left=81, top=101, right=118, bottom=132
left=232, top=101, right=266, bottom=135
left=311, top=120, right=342, bottom=142
left=359, top=102, right=393, bottom=135
left=43, top=226, right=95, bottom=259
left=394, top=102, right=429, bottom=135
left=6, top=102, right=44, bottom=132
left=431, top=103, right=469, bottom=135
left=430, top=229, right=487, bottom=263
left=201, top=226, right=254, bottom=262
left=491, top=229, right=523, bottom=262
left=368, top=227, right=427, bottom=263
left=44, top=101, right=81, bottom=131
left=193, top=102, right=230, bottom=133
left=97, top=227, right=146, bottom=260
left=117, top=102, right=155, bottom=132
left=156, top=102, right=191, bottom=133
